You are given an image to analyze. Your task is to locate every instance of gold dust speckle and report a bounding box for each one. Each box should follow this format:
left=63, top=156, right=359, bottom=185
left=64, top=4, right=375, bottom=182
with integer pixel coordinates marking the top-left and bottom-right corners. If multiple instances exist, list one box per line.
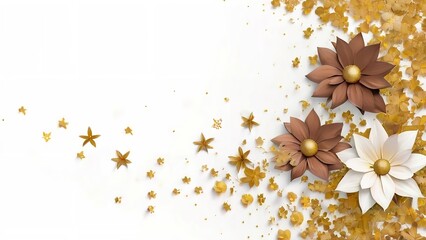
left=182, top=176, right=191, bottom=184
left=76, top=151, right=85, bottom=160
left=157, top=157, right=165, bottom=165
left=147, top=205, right=155, bottom=213
left=18, top=106, right=26, bottom=115
left=172, top=188, right=181, bottom=195
left=303, top=27, right=314, bottom=38
left=257, top=194, right=266, bottom=206
left=194, top=186, right=203, bottom=194
left=114, top=197, right=122, bottom=204
left=147, top=191, right=156, bottom=199
left=58, top=118, right=68, bottom=129
left=308, top=55, right=318, bottom=65
left=224, top=97, right=230, bottom=102
left=124, top=127, right=133, bottom=135
left=210, top=168, right=218, bottom=177
left=223, top=202, right=231, bottom=212
left=212, top=118, right=222, bottom=129
left=299, top=100, right=310, bottom=110
left=42, top=132, right=51, bottom=142
left=292, top=57, right=300, bottom=67
left=147, top=170, right=155, bottom=179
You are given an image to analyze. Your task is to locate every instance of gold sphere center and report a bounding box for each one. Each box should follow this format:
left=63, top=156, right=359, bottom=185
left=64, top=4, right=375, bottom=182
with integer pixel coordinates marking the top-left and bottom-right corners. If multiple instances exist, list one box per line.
left=373, top=159, right=390, bottom=175
left=343, top=65, right=361, bottom=83
left=300, top=139, right=318, bottom=157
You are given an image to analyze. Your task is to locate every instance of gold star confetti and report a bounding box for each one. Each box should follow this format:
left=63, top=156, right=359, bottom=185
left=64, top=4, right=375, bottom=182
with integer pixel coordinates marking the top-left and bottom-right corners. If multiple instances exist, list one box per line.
left=210, top=168, right=218, bottom=177
left=79, top=127, right=100, bottom=147
left=223, top=202, right=231, bottom=212
left=147, top=191, right=156, bottom=199
left=308, top=55, right=318, bottom=65
left=146, top=170, right=155, bottom=179
left=172, top=188, right=181, bottom=195
left=228, top=147, right=252, bottom=172
left=111, top=150, right=131, bottom=169
left=213, top=181, right=227, bottom=194
left=124, top=127, right=133, bottom=135
left=212, top=118, right=222, bottom=129
left=157, top=157, right=164, bottom=165
left=147, top=205, right=155, bottom=213
left=42, top=132, right=51, bottom=142
left=278, top=206, right=288, bottom=219
left=241, top=112, right=259, bottom=131
left=193, top=133, right=214, bottom=153
left=257, top=194, right=266, bottom=206
left=58, top=118, right=68, bottom=129
left=241, top=194, right=254, bottom=206
left=194, top=186, right=203, bottom=194
left=268, top=177, right=279, bottom=191
left=76, top=151, right=85, bottom=160
left=240, top=166, right=266, bottom=188
left=292, top=57, right=300, bottom=67
left=18, top=106, right=26, bottom=115
left=114, top=197, right=122, bottom=204
left=182, top=176, right=191, bottom=184
left=303, top=27, right=314, bottom=38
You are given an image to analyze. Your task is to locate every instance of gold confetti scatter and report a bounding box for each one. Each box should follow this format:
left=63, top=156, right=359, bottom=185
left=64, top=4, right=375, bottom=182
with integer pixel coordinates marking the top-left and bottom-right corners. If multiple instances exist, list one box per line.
left=292, top=57, right=300, bottom=67
left=157, top=157, right=164, bottom=165
left=146, top=170, right=155, bottom=179
left=58, top=118, right=68, bottom=129
left=182, top=176, right=191, bottom=184
left=342, top=110, right=353, bottom=123
left=124, top=127, right=133, bottom=135
left=111, top=150, right=131, bottom=169
left=241, top=194, right=254, bottom=206
left=257, top=194, right=266, bottom=206
left=299, top=100, right=310, bottom=110
left=308, top=55, right=318, bottom=65
left=223, top=202, right=231, bottom=212
left=255, top=137, right=264, bottom=147
left=277, top=229, right=291, bottom=240
left=76, top=151, right=85, bottom=160
left=79, top=127, right=100, bottom=147
left=241, top=112, right=259, bottom=131
left=212, top=118, right=222, bottom=129
left=193, top=133, right=214, bottom=153
left=42, top=132, right=51, bottom=142
left=147, top=205, right=154, bottom=213
left=290, top=211, right=304, bottom=226
left=210, top=168, right=218, bottom=177
left=278, top=206, right=288, bottom=219
left=268, top=177, right=279, bottom=191
left=224, top=97, right=229, bottom=102
left=18, top=106, right=26, bottom=115
left=287, top=192, right=297, bottom=203
left=229, top=147, right=252, bottom=172
left=114, top=197, right=122, bottom=204
left=194, top=186, right=203, bottom=194
left=147, top=191, right=156, bottom=199
left=213, top=181, right=227, bottom=194
left=172, top=188, right=180, bottom=195
left=303, top=27, right=314, bottom=38
left=271, top=0, right=280, bottom=8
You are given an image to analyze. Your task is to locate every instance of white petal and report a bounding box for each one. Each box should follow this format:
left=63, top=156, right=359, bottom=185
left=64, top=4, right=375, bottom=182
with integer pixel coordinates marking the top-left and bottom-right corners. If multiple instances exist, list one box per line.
left=353, top=134, right=378, bottom=163
left=389, top=149, right=412, bottom=166
left=394, top=178, right=424, bottom=198
left=370, top=175, right=394, bottom=210
left=382, top=134, right=399, bottom=161
left=369, top=121, right=388, bottom=158
left=335, top=170, right=363, bottom=193
left=359, top=188, right=376, bottom=214
left=360, top=171, right=378, bottom=189
left=397, top=130, right=418, bottom=152
left=345, top=158, right=373, bottom=173
left=336, top=148, right=358, bottom=163
left=403, top=153, right=426, bottom=173
left=388, top=165, right=413, bottom=180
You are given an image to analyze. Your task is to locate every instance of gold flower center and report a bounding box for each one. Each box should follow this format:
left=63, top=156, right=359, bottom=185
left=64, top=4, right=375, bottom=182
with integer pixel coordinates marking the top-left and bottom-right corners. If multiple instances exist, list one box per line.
left=300, top=139, right=318, bottom=157
left=343, top=65, right=361, bottom=83
left=373, top=159, right=390, bottom=175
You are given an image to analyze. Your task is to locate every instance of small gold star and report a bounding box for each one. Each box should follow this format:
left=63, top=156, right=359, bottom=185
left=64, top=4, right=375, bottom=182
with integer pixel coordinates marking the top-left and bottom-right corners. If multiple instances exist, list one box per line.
left=147, top=170, right=155, bottom=179
left=147, top=205, right=155, bottom=213
left=229, top=147, right=252, bottom=172
left=157, top=157, right=165, bottom=165
left=79, top=127, right=100, bottom=147
left=76, top=151, right=85, bottom=160
left=43, top=132, right=51, bottom=142
left=58, top=118, right=68, bottom=129
left=193, top=133, right=214, bottom=153
left=125, top=127, right=133, bottom=135
left=223, top=202, right=231, bottom=212
left=241, top=112, right=259, bottom=131
left=115, top=197, right=122, bottom=204
left=182, top=176, right=191, bottom=184
left=147, top=191, right=157, bottom=199
left=173, top=188, right=181, bottom=195
left=111, top=150, right=131, bottom=169
left=18, top=106, right=26, bottom=115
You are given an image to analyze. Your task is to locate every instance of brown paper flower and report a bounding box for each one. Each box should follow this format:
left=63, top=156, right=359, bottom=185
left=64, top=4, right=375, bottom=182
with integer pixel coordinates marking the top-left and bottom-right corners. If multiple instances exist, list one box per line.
left=306, top=33, right=394, bottom=113
left=271, top=109, right=350, bottom=181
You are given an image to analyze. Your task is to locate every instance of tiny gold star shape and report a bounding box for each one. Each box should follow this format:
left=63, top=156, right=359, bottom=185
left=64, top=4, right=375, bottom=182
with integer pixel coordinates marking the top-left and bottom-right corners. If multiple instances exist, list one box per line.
left=79, top=127, right=100, bottom=147
left=125, top=127, right=133, bottom=135
left=111, top=150, right=131, bottom=169
left=43, top=132, right=51, bottom=142
left=18, top=106, right=26, bottom=115
left=115, top=197, right=122, bottom=204
left=193, top=133, right=214, bottom=152
left=241, top=112, right=259, bottom=131
left=58, top=118, right=68, bottom=129
left=147, top=170, right=155, bottom=179
left=147, top=205, right=155, bottom=213
left=76, top=151, right=85, bottom=160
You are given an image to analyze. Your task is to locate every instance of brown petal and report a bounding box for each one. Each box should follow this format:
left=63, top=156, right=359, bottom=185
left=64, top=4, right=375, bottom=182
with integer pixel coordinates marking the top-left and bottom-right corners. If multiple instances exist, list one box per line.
left=373, top=92, right=386, bottom=113
left=306, top=65, right=342, bottom=83
left=291, top=160, right=307, bottom=180
left=275, top=163, right=293, bottom=171
left=336, top=37, right=354, bottom=67
left=305, top=109, right=320, bottom=139
left=318, top=136, right=343, bottom=151
left=348, top=33, right=365, bottom=55
left=354, top=44, right=380, bottom=70
left=307, top=157, right=329, bottom=180
left=331, top=82, right=348, bottom=108
left=315, top=151, right=340, bottom=164
left=360, top=85, right=376, bottom=112
left=289, top=117, right=309, bottom=142
left=330, top=142, right=352, bottom=153
left=347, top=84, right=363, bottom=109
left=284, top=122, right=292, bottom=133
left=282, top=143, right=301, bottom=151
left=312, top=79, right=337, bottom=97
left=328, top=76, right=344, bottom=85
left=291, top=152, right=304, bottom=166
left=317, top=47, right=342, bottom=70
left=359, top=75, right=391, bottom=89
left=271, top=134, right=300, bottom=145
left=328, top=162, right=343, bottom=171
left=316, top=123, right=343, bottom=142
left=362, top=61, right=394, bottom=76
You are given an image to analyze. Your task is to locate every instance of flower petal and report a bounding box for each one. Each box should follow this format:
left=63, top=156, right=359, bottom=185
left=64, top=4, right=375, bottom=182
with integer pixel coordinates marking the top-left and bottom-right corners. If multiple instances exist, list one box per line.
left=389, top=149, right=412, bottom=166
left=336, top=148, right=358, bottom=163
left=397, top=130, right=418, bottom=152
left=312, top=79, right=337, bottom=97
left=318, top=136, right=343, bottom=151
left=360, top=171, right=378, bottom=189
left=307, top=157, right=329, bottom=180
left=362, top=61, right=394, bottom=76
left=353, top=134, right=378, bottom=163
left=348, top=33, right=365, bottom=55
left=345, top=157, right=373, bottom=172
left=336, top=170, right=363, bottom=193
left=275, top=163, right=293, bottom=171
left=331, top=142, right=352, bottom=153
left=331, top=82, right=348, bottom=108
left=317, top=47, right=342, bottom=70
left=370, top=174, right=394, bottom=210
left=347, top=84, right=364, bottom=109
left=328, top=162, right=343, bottom=170
left=354, top=44, right=380, bottom=70
left=336, top=37, right=354, bottom=67
left=316, top=123, right=343, bottom=142
left=389, top=165, right=413, bottom=180
left=284, top=122, right=292, bottom=133
left=306, top=65, right=342, bottom=83
left=369, top=121, right=388, bottom=158
left=394, top=178, right=424, bottom=198
left=373, top=91, right=386, bottom=113
left=291, top=160, right=307, bottom=180
left=289, top=117, right=309, bottom=142
left=359, top=75, right=391, bottom=89
left=305, top=109, right=321, bottom=139
left=359, top=188, right=376, bottom=214
left=328, top=76, right=344, bottom=85
left=271, top=134, right=299, bottom=146
left=315, top=151, right=340, bottom=164
left=403, top=153, right=426, bottom=173
left=382, top=134, right=399, bottom=161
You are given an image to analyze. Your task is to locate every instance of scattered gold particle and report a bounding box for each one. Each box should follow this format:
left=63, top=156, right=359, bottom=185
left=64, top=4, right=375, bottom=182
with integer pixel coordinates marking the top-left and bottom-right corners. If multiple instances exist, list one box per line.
left=201, top=165, right=209, bottom=172
left=271, top=0, right=280, bottom=8
left=241, top=112, right=259, bottom=131
left=268, top=177, right=279, bottom=191
left=225, top=173, right=231, bottom=180
left=241, top=194, right=254, bottom=206
left=229, top=147, right=252, bottom=172
left=157, top=157, right=164, bottom=165
left=257, top=194, right=266, bottom=206
left=18, top=106, right=26, bottom=115
left=292, top=57, right=300, bottom=67
left=223, top=202, right=231, bottom=212
left=124, top=127, right=133, bottom=135
left=146, top=170, right=155, bottom=179
left=147, top=205, right=154, bottom=213
left=147, top=191, right=156, bottom=199
left=194, top=186, right=203, bottom=194
left=193, top=133, right=214, bottom=153
left=212, top=118, right=222, bottom=129
left=114, top=197, right=122, bottom=204
left=277, top=229, right=291, bottom=240
left=300, top=196, right=310, bottom=208
left=303, top=27, right=314, bottom=38
left=111, top=150, right=131, bottom=169
left=76, top=151, right=85, bottom=160
left=210, top=168, right=219, bottom=177
left=287, top=192, right=297, bottom=203
left=359, top=119, right=367, bottom=126
left=58, top=118, right=68, bottom=129
left=299, top=100, right=310, bottom=110
left=269, top=217, right=276, bottom=224
left=290, top=211, right=304, bottom=226
left=79, top=127, right=100, bottom=147
left=172, top=188, right=181, bottom=195
left=182, top=176, right=191, bottom=184
left=42, top=132, right=51, bottom=142
left=255, top=137, right=264, bottom=147
left=342, top=110, right=353, bottom=123
left=213, top=181, right=227, bottom=194
left=224, top=97, right=229, bottom=102
left=278, top=206, right=288, bottom=219
left=308, top=55, right=318, bottom=65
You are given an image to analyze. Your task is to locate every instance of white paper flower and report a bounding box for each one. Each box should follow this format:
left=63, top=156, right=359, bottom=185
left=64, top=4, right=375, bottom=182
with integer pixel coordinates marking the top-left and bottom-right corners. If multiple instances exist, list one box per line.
left=336, top=121, right=426, bottom=213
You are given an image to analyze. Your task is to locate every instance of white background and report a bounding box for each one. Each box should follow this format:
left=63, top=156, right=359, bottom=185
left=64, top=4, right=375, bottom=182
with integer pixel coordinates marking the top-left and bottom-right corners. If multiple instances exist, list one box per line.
left=0, top=0, right=377, bottom=239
